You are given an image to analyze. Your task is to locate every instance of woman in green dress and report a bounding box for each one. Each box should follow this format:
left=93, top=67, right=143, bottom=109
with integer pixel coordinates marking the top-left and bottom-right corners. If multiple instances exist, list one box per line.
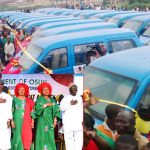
left=11, top=83, right=35, bottom=150
left=35, top=82, right=60, bottom=150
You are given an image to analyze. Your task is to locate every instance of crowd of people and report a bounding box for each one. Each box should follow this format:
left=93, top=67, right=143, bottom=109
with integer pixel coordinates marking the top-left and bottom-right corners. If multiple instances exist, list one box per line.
left=0, top=78, right=150, bottom=150
left=0, top=19, right=30, bottom=71
left=0, top=78, right=84, bottom=150
left=83, top=104, right=150, bottom=150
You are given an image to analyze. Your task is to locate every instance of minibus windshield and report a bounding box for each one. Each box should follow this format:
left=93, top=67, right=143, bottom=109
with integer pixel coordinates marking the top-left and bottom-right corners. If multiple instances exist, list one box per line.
left=19, top=44, right=43, bottom=70
left=122, top=20, right=142, bottom=32
left=142, top=25, right=150, bottom=37
left=108, top=18, right=119, bottom=24
left=83, top=66, right=137, bottom=116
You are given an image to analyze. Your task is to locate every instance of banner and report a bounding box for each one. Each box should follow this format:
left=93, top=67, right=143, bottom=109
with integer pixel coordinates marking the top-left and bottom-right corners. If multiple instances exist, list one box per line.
left=1, top=74, right=83, bottom=101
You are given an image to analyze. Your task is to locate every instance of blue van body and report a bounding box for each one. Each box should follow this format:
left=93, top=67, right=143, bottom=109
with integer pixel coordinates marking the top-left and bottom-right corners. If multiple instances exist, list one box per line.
left=8, top=15, right=29, bottom=24
left=8, top=12, right=48, bottom=24
left=47, top=11, right=64, bottom=15
left=60, top=11, right=74, bottom=16
left=140, top=23, right=150, bottom=44
left=122, top=15, right=150, bottom=35
left=70, top=11, right=85, bottom=17
left=17, top=28, right=142, bottom=74
left=17, top=16, right=61, bottom=29
left=24, top=17, right=79, bottom=33
left=36, top=19, right=103, bottom=31
left=18, top=16, right=70, bottom=29
left=58, top=10, right=75, bottom=15
left=7, top=12, right=43, bottom=22
left=109, top=12, right=150, bottom=27
left=33, top=19, right=103, bottom=36
left=9, top=14, right=48, bottom=26
left=79, top=10, right=115, bottom=19
left=83, top=45, right=150, bottom=129
left=92, top=11, right=136, bottom=21
left=33, top=22, right=117, bottom=40
left=47, top=10, right=68, bottom=15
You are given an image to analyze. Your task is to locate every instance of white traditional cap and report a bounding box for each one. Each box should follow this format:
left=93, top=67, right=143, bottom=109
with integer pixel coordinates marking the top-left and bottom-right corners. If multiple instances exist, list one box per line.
left=69, top=83, right=77, bottom=89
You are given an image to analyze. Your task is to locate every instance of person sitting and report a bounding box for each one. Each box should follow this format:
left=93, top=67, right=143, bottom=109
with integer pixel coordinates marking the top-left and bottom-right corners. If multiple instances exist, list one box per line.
left=115, top=134, right=139, bottom=150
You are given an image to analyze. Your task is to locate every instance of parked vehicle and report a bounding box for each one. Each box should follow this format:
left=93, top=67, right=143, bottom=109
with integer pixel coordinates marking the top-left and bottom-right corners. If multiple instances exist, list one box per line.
left=122, top=15, right=150, bottom=35
left=33, top=19, right=103, bottom=36
left=83, top=45, right=150, bottom=136
left=79, top=10, right=115, bottom=19
left=32, top=22, right=117, bottom=41
left=24, top=18, right=79, bottom=33
left=2, top=28, right=142, bottom=74
left=108, top=12, right=150, bottom=27
left=92, top=11, right=137, bottom=21
left=18, top=16, right=71, bottom=29
left=140, top=23, right=150, bottom=44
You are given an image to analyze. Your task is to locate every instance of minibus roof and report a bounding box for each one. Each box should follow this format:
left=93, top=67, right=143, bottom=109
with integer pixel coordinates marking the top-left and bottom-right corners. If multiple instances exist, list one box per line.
left=89, top=45, right=150, bottom=81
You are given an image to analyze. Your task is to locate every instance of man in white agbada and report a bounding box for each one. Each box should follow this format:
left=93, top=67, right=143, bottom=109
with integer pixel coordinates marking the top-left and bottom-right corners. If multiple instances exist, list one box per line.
left=0, top=79, right=12, bottom=150
left=60, top=83, right=83, bottom=150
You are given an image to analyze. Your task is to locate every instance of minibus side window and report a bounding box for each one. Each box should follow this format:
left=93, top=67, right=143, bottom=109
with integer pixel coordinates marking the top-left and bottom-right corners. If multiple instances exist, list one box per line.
left=35, top=47, right=67, bottom=73
left=74, top=42, right=107, bottom=65
left=109, top=39, right=136, bottom=53
left=137, top=85, right=150, bottom=108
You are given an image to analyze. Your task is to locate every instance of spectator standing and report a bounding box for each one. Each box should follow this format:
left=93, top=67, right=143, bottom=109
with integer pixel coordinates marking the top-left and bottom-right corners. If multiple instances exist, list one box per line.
left=60, top=83, right=83, bottom=150
left=35, top=82, right=60, bottom=150
left=115, top=110, right=149, bottom=150
left=11, top=83, right=35, bottom=150
left=0, top=79, right=12, bottom=150
left=4, top=37, right=15, bottom=65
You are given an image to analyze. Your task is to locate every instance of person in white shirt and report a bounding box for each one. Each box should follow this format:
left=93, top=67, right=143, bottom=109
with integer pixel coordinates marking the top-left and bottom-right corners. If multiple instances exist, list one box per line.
left=60, top=83, right=83, bottom=150
left=0, top=79, right=12, bottom=150
left=4, top=36, right=15, bottom=65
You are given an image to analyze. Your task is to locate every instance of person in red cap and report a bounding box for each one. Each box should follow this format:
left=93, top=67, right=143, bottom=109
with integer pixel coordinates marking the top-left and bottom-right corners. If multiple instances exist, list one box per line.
left=35, top=82, right=60, bottom=150
left=11, top=83, right=35, bottom=150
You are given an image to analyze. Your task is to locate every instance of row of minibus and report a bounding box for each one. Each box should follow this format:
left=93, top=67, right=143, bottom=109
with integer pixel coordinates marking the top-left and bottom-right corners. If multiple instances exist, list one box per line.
left=1, top=8, right=150, bottom=136
left=1, top=10, right=142, bottom=74
left=37, top=8, right=150, bottom=44
left=83, top=45, right=150, bottom=136
left=47, top=9, right=150, bottom=44
left=22, top=8, right=150, bottom=136
left=0, top=9, right=149, bottom=75
left=30, top=8, right=150, bottom=137
left=1, top=8, right=150, bottom=44
left=4, top=8, right=150, bottom=44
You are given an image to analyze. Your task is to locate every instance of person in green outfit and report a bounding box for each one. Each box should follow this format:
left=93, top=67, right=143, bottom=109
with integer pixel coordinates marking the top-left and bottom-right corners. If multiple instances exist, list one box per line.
left=35, top=82, right=60, bottom=150
left=11, top=83, right=35, bottom=150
